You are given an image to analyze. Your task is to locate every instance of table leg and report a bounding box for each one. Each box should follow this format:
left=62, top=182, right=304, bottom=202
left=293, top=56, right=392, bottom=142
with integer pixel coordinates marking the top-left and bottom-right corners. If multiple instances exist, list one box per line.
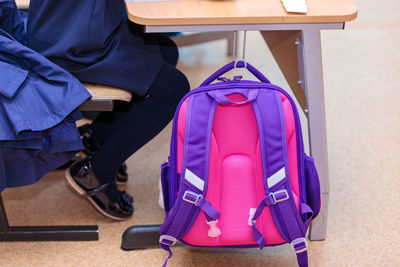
left=301, top=29, right=330, bottom=241
left=260, top=30, right=307, bottom=112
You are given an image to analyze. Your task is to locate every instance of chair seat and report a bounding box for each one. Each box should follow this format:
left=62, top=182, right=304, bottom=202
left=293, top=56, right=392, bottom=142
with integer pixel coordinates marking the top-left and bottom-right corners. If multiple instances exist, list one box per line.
left=80, top=84, right=132, bottom=112
left=83, top=84, right=132, bottom=102
left=15, top=0, right=29, bottom=9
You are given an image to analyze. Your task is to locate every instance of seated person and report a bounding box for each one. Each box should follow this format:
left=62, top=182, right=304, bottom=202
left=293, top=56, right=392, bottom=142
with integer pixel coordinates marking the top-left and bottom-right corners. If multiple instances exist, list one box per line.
left=26, top=0, right=190, bottom=220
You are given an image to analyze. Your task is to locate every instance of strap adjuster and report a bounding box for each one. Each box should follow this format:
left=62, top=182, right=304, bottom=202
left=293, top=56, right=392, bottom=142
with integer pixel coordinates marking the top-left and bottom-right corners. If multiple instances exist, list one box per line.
left=269, top=189, right=289, bottom=204
left=159, top=235, right=177, bottom=246
left=291, top=237, right=307, bottom=254
left=182, top=191, right=202, bottom=206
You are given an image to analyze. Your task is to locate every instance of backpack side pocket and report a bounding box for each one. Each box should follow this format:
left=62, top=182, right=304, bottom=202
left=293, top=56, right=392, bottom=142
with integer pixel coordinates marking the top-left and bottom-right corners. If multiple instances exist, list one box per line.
left=303, top=154, right=321, bottom=221
left=161, top=162, right=170, bottom=212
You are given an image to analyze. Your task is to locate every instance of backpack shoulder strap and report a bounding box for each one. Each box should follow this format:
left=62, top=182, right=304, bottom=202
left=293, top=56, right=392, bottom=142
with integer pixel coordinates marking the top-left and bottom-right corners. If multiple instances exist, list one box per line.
left=159, top=92, right=220, bottom=265
left=251, top=89, right=309, bottom=267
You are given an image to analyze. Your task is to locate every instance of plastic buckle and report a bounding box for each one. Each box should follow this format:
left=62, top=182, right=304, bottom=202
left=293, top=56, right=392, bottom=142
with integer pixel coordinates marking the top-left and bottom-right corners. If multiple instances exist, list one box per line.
left=182, top=191, right=202, bottom=206
left=206, top=220, right=221, bottom=238
left=270, top=189, right=289, bottom=204
left=159, top=235, right=177, bottom=246
left=291, top=237, right=307, bottom=254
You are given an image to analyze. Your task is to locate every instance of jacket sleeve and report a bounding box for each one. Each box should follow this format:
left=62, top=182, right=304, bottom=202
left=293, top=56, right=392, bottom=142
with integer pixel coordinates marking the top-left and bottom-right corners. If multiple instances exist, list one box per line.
left=0, top=60, right=28, bottom=99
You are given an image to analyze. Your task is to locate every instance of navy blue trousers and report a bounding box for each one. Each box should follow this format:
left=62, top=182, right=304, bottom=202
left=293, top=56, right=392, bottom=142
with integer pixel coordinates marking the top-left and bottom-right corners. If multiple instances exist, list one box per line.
left=90, top=35, right=189, bottom=183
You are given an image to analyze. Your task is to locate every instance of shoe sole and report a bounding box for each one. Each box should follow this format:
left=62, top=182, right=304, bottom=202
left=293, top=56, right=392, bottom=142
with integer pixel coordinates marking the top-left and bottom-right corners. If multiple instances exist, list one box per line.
left=65, top=167, right=129, bottom=221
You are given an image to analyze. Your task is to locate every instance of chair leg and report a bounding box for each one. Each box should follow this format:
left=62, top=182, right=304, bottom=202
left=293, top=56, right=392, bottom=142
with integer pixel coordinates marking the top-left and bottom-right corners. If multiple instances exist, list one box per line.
left=0, top=194, right=99, bottom=241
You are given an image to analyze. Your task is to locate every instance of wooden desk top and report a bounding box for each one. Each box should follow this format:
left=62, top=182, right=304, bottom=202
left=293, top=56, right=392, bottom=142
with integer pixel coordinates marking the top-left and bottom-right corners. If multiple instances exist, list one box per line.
left=125, top=0, right=357, bottom=26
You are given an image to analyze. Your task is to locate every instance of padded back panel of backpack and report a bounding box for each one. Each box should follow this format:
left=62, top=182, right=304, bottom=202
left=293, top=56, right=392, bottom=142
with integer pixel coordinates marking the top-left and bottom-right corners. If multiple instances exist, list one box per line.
left=176, top=92, right=300, bottom=246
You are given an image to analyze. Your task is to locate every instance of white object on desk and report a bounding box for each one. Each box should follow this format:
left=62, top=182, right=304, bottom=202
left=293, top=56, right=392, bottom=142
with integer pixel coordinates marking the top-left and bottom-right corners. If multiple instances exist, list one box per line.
left=281, top=0, right=307, bottom=14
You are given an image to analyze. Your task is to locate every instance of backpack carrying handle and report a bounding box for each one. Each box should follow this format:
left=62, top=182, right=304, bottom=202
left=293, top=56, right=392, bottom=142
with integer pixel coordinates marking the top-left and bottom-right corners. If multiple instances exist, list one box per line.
left=200, top=61, right=271, bottom=86
left=207, top=89, right=258, bottom=105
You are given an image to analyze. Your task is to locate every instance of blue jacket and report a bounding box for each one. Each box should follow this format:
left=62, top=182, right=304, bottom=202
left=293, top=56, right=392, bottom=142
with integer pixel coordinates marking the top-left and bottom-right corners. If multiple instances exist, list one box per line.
left=0, top=1, right=91, bottom=192
left=27, top=0, right=163, bottom=96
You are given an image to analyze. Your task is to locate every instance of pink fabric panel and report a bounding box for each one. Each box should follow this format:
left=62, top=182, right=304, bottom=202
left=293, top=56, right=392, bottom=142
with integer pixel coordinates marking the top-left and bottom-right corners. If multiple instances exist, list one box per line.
left=176, top=92, right=299, bottom=246
left=176, top=98, right=189, bottom=173
left=281, top=94, right=299, bottom=198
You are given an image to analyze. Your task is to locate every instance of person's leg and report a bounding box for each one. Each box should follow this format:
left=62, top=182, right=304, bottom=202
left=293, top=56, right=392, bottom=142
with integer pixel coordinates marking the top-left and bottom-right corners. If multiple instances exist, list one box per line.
left=67, top=62, right=189, bottom=219
left=90, top=34, right=179, bottom=145
left=158, top=34, right=179, bottom=67
left=90, top=62, right=189, bottom=188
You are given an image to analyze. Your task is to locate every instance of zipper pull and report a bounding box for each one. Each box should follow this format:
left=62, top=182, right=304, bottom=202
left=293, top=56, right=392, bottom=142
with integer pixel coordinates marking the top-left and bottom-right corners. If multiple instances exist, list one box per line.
left=217, top=77, right=231, bottom=82
left=233, top=75, right=243, bottom=82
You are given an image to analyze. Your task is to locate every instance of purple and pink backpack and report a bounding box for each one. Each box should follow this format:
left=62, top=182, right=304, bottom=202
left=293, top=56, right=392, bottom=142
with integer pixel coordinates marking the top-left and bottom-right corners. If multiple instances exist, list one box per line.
left=159, top=62, right=321, bottom=267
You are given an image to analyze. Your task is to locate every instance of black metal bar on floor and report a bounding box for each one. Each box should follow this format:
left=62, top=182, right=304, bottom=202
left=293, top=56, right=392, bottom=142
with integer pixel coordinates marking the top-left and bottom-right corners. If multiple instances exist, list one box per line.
left=0, top=195, right=99, bottom=241
left=0, top=196, right=9, bottom=233
left=121, top=224, right=161, bottom=250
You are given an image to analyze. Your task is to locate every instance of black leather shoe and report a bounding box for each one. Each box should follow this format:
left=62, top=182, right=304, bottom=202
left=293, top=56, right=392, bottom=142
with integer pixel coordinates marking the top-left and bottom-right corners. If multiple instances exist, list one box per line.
left=65, top=158, right=134, bottom=220
left=79, top=124, right=129, bottom=186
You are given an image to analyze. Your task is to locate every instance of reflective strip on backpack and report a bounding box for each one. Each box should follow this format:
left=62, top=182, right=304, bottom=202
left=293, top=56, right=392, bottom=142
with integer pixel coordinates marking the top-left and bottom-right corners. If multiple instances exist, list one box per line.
left=267, top=167, right=286, bottom=188
left=184, top=168, right=205, bottom=191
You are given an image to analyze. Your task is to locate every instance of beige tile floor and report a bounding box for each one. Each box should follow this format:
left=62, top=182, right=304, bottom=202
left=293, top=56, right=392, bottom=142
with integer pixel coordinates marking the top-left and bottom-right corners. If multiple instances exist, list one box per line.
left=1, top=0, right=400, bottom=266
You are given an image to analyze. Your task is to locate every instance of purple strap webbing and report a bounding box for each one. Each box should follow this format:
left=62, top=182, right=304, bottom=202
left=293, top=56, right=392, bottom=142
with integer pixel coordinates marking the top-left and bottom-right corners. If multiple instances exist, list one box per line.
left=161, top=244, right=172, bottom=267
left=251, top=90, right=308, bottom=267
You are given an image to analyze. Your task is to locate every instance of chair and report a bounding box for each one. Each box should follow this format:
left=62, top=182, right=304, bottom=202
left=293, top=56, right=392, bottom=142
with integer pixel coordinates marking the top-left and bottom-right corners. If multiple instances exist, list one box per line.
left=0, top=84, right=132, bottom=241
